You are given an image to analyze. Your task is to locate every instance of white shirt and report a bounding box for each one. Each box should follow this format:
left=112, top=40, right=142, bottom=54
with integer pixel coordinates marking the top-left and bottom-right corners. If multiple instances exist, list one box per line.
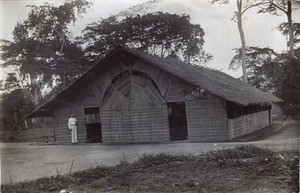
left=68, top=117, right=77, bottom=129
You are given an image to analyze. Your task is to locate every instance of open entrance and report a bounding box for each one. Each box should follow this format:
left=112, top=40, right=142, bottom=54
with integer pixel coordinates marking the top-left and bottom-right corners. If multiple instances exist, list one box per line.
left=86, top=123, right=102, bottom=143
left=84, top=107, right=102, bottom=143
left=167, top=102, right=188, bottom=141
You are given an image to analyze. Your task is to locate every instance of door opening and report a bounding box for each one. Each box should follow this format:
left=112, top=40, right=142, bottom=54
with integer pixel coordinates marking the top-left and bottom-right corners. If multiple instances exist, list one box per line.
left=167, top=102, right=188, bottom=141
left=86, top=123, right=102, bottom=143
left=84, top=107, right=102, bottom=143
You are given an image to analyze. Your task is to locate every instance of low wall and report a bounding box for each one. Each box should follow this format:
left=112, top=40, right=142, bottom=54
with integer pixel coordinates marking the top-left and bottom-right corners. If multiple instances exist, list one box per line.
left=186, top=98, right=229, bottom=142
left=228, top=110, right=270, bottom=139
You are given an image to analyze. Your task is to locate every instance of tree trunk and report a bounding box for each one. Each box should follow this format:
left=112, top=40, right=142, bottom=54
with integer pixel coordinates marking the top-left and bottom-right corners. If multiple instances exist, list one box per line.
left=237, top=0, right=248, bottom=83
left=62, top=74, right=66, bottom=89
left=28, top=74, right=41, bottom=105
left=286, top=1, right=294, bottom=59
left=14, top=106, right=18, bottom=128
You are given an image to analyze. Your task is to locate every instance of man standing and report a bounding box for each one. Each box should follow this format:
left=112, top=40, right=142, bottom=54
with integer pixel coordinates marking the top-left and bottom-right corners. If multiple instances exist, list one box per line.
left=68, top=114, right=78, bottom=144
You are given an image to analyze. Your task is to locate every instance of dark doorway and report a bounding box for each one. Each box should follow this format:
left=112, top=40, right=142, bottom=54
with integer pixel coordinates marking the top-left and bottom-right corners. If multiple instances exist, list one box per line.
left=167, top=102, right=188, bottom=141
left=84, top=107, right=102, bottom=143
left=86, top=123, right=102, bottom=143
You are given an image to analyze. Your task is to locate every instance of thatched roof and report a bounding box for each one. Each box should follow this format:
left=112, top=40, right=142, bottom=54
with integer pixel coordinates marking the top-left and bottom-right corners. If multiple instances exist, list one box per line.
left=27, top=46, right=282, bottom=118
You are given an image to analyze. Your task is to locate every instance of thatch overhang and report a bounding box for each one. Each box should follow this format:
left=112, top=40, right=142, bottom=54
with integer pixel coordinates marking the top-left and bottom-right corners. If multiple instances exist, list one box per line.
left=27, top=46, right=282, bottom=118
left=28, top=109, right=53, bottom=118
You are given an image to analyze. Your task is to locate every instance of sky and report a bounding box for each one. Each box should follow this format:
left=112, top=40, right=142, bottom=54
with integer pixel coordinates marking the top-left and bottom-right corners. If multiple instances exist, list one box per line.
left=0, top=0, right=299, bottom=81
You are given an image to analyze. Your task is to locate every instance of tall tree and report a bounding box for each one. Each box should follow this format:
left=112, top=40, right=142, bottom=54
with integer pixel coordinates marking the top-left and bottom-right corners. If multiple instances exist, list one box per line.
left=82, top=12, right=212, bottom=65
left=211, top=0, right=257, bottom=83
left=253, top=0, right=300, bottom=115
left=236, top=0, right=248, bottom=83
left=212, top=0, right=299, bottom=82
left=0, top=0, right=91, bottom=103
left=256, top=0, right=298, bottom=59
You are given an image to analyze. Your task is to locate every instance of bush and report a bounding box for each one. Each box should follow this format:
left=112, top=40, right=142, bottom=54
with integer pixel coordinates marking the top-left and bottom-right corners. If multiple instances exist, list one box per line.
left=0, top=89, right=36, bottom=131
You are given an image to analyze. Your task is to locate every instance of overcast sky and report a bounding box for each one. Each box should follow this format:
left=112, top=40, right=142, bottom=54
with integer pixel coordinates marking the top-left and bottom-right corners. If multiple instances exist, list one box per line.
left=1, top=0, right=299, bottom=81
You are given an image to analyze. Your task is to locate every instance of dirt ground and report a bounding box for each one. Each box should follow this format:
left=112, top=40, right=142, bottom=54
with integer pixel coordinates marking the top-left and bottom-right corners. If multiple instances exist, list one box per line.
left=1, top=119, right=299, bottom=192
left=2, top=145, right=298, bottom=193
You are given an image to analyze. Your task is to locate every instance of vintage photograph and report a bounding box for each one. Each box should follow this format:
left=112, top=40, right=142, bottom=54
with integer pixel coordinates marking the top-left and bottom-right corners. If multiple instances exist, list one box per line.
left=0, top=0, right=299, bottom=192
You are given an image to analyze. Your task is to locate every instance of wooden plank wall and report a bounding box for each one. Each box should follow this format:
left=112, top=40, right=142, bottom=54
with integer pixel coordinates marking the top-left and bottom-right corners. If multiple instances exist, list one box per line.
left=98, top=58, right=198, bottom=144
left=133, top=58, right=197, bottom=102
left=50, top=55, right=231, bottom=144
left=101, top=102, right=169, bottom=144
left=102, top=76, right=165, bottom=107
left=186, top=98, right=229, bottom=142
left=52, top=85, right=97, bottom=144
left=52, top=58, right=173, bottom=144
left=91, top=60, right=129, bottom=104
left=87, top=57, right=198, bottom=107
left=166, top=77, right=185, bottom=102
left=228, top=110, right=270, bottom=139
left=133, top=59, right=173, bottom=100
left=83, top=84, right=100, bottom=107
left=53, top=107, right=87, bottom=144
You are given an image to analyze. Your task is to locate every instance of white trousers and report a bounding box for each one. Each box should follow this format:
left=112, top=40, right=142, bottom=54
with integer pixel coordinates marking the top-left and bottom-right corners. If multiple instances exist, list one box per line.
left=70, top=126, right=78, bottom=143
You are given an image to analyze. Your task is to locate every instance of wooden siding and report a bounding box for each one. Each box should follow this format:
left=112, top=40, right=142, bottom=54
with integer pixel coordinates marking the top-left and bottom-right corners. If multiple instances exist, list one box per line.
left=166, top=77, right=185, bottom=102
left=50, top=56, right=239, bottom=144
left=52, top=89, right=88, bottom=144
left=83, top=84, right=99, bottom=107
left=101, top=103, right=169, bottom=144
left=102, top=76, right=165, bottom=106
left=186, top=98, right=229, bottom=142
left=133, top=59, right=198, bottom=102
left=132, top=59, right=173, bottom=100
left=100, top=70, right=169, bottom=144
left=91, top=60, right=129, bottom=104
left=51, top=60, right=130, bottom=144
left=228, top=110, right=270, bottom=139
left=89, top=58, right=177, bottom=105
left=88, top=58, right=199, bottom=107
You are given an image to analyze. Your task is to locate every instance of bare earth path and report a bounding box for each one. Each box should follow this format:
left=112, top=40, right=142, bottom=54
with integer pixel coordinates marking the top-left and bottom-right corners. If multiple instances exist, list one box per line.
left=1, top=119, right=299, bottom=184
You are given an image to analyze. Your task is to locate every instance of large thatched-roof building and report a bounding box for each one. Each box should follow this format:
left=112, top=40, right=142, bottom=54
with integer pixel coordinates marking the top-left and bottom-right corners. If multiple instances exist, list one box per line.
left=28, top=46, right=282, bottom=144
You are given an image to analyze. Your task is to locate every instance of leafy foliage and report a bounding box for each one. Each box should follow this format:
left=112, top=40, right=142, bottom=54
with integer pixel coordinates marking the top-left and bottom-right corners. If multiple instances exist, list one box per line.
left=0, top=73, right=22, bottom=91
left=0, top=89, right=36, bottom=130
left=277, top=23, right=300, bottom=111
left=278, top=22, right=300, bottom=47
left=0, top=0, right=91, bottom=102
left=212, top=0, right=299, bottom=83
left=276, top=52, right=300, bottom=116
left=230, top=47, right=279, bottom=91
left=0, top=0, right=91, bottom=132
left=83, top=12, right=212, bottom=65
left=230, top=46, right=300, bottom=116
left=254, top=0, right=298, bottom=59
left=256, top=0, right=291, bottom=15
